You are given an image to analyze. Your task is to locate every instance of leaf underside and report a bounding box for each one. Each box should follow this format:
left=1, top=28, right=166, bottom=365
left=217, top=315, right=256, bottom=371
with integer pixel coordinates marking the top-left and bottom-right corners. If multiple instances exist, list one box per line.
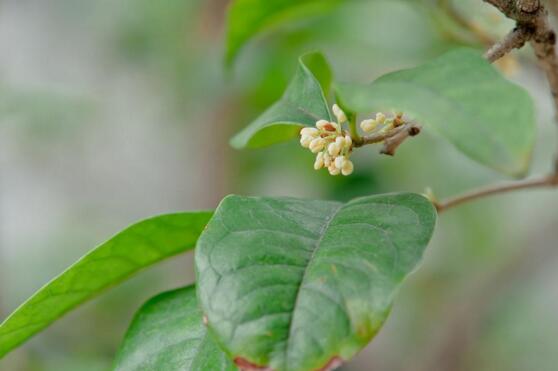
left=114, top=285, right=237, bottom=371
left=230, top=51, right=332, bottom=149
left=336, top=48, right=535, bottom=177
left=0, top=211, right=213, bottom=358
left=195, top=193, right=437, bottom=371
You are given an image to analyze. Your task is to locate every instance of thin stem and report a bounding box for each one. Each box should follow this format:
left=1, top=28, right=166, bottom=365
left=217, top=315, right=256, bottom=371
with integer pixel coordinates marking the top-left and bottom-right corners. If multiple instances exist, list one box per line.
left=432, top=0, right=558, bottom=213
left=434, top=173, right=558, bottom=213
left=348, top=114, right=360, bottom=141
left=353, top=122, right=421, bottom=148
left=484, top=26, right=533, bottom=62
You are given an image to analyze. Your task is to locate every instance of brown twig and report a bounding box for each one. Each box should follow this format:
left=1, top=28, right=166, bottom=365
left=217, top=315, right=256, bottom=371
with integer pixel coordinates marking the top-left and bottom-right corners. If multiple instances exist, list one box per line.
left=434, top=173, right=558, bottom=213
left=484, top=0, right=558, bottom=114
left=433, top=0, right=558, bottom=213
left=353, top=122, right=421, bottom=154
left=380, top=125, right=422, bottom=156
left=484, top=25, right=533, bottom=62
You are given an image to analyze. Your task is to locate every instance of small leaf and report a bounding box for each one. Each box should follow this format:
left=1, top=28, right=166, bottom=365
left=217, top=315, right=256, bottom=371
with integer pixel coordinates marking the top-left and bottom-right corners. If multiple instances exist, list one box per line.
left=195, top=194, right=436, bottom=371
left=336, top=48, right=535, bottom=177
left=114, top=285, right=237, bottom=371
left=226, top=0, right=342, bottom=65
left=231, top=52, right=332, bottom=149
left=0, top=211, right=213, bottom=358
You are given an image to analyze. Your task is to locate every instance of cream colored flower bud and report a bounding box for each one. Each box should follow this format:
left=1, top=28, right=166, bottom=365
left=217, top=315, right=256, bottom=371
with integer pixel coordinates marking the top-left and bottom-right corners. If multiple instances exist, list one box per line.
left=334, top=156, right=345, bottom=170
left=344, top=135, right=352, bottom=148
left=301, top=127, right=319, bottom=137
left=300, top=135, right=313, bottom=148
left=328, top=163, right=341, bottom=176
left=360, top=119, right=377, bottom=132
left=314, top=152, right=325, bottom=170
left=309, top=138, right=326, bottom=153
left=328, top=142, right=341, bottom=157
left=332, top=104, right=347, bottom=123
left=323, top=153, right=332, bottom=167
left=317, top=120, right=338, bottom=132
left=375, top=112, right=386, bottom=124
left=335, top=136, right=344, bottom=147
left=341, top=160, right=354, bottom=176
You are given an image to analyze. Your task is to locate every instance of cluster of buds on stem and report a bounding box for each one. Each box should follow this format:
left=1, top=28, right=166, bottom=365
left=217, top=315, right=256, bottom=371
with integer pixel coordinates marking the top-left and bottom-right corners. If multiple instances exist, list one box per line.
left=300, top=104, right=354, bottom=176
left=360, top=111, right=405, bottom=134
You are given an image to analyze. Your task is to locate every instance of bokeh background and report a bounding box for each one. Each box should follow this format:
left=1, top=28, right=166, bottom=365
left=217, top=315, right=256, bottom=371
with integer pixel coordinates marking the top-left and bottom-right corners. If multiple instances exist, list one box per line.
left=2, top=0, right=558, bottom=370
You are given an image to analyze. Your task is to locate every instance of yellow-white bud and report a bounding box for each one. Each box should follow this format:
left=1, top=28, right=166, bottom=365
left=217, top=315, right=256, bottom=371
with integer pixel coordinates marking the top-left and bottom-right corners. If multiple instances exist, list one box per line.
left=332, top=104, right=347, bottom=124
left=300, top=135, right=313, bottom=148
left=314, top=152, right=325, bottom=170
left=360, top=119, right=377, bottom=132
left=323, top=153, right=332, bottom=167
left=328, top=142, right=341, bottom=157
left=328, top=163, right=341, bottom=176
left=335, top=136, right=344, bottom=147
left=344, top=135, right=352, bottom=148
left=334, top=156, right=345, bottom=170
left=301, top=127, right=319, bottom=137
left=375, top=112, right=386, bottom=124
left=309, top=138, right=326, bottom=153
left=341, top=160, right=354, bottom=176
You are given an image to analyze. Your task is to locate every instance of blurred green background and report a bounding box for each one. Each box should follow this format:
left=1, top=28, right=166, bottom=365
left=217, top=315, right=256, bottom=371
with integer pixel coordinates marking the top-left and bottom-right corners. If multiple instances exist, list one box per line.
left=1, top=0, right=558, bottom=370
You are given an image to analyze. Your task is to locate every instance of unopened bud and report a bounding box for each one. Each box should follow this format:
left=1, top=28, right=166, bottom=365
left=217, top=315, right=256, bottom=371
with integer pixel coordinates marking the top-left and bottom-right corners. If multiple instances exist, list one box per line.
left=344, top=135, right=352, bottom=148
left=309, top=138, right=326, bottom=153
left=300, top=135, right=313, bottom=148
left=375, top=112, right=386, bottom=124
left=323, top=153, right=332, bottom=167
left=328, top=163, right=341, bottom=176
left=332, top=104, right=347, bottom=123
left=360, top=119, right=377, bottom=132
left=301, top=127, right=319, bottom=137
left=341, top=160, right=354, bottom=176
left=328, top=142, right=341, bottom=157
left=334, top=156, right=345, bottom=170
left=314, top=152, right=325, bottom=170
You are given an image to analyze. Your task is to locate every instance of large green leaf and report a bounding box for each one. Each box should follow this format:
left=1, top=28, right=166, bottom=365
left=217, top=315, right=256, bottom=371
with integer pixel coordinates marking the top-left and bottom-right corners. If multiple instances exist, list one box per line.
left=230, top=52, right=332, bottom=149
left=226, top=0, right=342, bottom=65
left=337, top=48, right=535, bottom=177
left=0, top=211, right=213, bottom=358
left=114, top=285, right=237, bottom=371
left=195, top=194, right=436, bottom=371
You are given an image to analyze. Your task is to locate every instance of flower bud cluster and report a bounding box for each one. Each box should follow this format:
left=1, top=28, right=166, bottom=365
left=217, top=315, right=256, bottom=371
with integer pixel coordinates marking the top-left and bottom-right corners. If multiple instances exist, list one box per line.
left=300, top=104, right=354, bottom=176
left=360, top=111, right=404, bottom=134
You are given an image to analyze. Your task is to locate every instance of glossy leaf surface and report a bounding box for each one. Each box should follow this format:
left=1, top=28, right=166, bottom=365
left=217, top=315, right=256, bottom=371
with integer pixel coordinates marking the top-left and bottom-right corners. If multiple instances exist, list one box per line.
left=0, top=211, right=213, bottom=358
left=337, top=49, right=535, bottom=177
left=230, top=52, right=332, bottom=149
left=196, top=194, right=436, bottom=371
left=114, top=285, right=236, bottom=371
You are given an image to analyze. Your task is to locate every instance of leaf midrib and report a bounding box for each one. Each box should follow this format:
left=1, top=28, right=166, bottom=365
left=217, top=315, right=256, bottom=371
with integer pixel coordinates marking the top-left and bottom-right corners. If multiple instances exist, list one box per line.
left=284, top=202, right=344, bottom=369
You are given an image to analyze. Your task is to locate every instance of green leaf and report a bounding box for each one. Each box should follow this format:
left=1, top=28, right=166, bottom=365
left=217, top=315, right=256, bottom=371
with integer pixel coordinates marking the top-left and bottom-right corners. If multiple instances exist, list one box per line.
left=336, top=48, right=535, bottom=177
left=195, top=194, right=436, bottom=371
left=114, top=285, right=237, bottom=371
left=0, top=211, right=213, bottom=358
left=226, top=0, right=342, bottom=65
left=231, top=52, right=332, bottom=149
